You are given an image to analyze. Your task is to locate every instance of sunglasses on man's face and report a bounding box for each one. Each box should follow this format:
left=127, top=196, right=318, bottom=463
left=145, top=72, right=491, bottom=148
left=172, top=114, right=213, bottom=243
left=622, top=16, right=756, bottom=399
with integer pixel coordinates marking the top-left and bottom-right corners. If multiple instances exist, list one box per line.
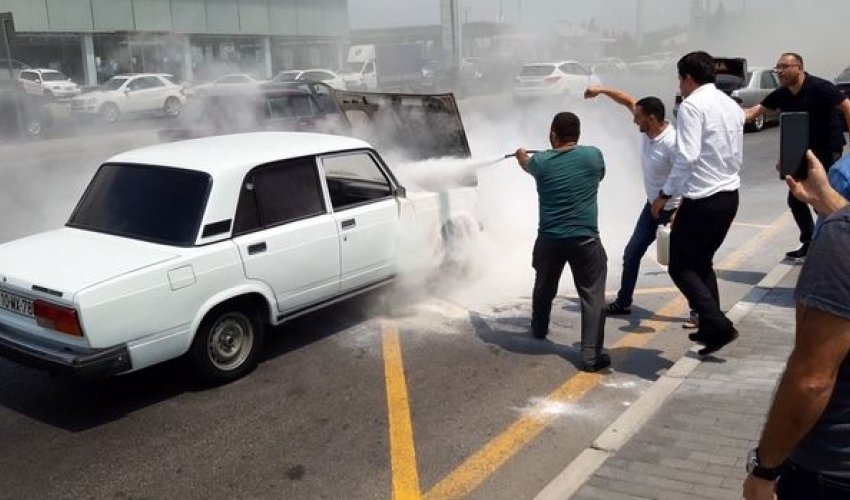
left=774, top=64, right=800, bottom=71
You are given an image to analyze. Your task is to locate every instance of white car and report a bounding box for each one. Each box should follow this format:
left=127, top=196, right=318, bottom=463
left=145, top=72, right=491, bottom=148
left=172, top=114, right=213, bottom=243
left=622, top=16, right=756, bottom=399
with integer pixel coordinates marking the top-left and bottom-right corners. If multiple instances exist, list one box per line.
left=273, top=69, right=347, bottom=90
left=513, top=61, right=599, bottom=101
left=17, top=69, right=81, bottom=99
left=184, top=73, right=261, bottom=98
left=70, top=73, right=186, bottom=123
left=0, top=132, right=477, bottom=384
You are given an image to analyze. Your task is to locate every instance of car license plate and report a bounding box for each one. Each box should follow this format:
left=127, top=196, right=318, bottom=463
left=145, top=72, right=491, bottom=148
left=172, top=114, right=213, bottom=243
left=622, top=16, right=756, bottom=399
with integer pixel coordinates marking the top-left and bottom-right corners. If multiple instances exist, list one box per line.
left=0, top=290, right=34, bottom=318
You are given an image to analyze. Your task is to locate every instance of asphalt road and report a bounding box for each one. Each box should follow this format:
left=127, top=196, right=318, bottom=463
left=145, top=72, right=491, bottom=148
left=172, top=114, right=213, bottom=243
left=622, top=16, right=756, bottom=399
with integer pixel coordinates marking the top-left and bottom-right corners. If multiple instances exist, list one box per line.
left=0, top=97, right=813, bottom=499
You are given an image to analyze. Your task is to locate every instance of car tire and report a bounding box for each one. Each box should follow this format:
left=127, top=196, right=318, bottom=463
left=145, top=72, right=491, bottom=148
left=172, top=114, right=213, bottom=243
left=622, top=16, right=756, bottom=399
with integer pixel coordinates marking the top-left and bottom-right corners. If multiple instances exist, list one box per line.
left=23, top=115, right=43, bottom=137
left=746, top=113, right=765, bottom=133
left=100, top=102, right=120, bottom=123
left=163, top=97, right=181, bottom=118
left=189, top=305, right=265, bottom=385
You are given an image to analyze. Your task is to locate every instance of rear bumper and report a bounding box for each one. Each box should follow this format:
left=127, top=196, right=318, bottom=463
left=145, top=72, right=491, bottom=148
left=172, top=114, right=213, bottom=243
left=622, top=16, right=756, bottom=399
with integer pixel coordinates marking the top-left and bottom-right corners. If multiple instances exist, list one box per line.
left=0, top=328, right=131, bottom=379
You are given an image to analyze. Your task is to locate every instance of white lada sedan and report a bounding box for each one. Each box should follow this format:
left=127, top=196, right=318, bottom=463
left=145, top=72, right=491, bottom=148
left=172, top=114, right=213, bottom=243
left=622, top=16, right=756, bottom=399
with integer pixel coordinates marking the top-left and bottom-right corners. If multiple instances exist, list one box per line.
left=0, top=132, right=478, bottom=384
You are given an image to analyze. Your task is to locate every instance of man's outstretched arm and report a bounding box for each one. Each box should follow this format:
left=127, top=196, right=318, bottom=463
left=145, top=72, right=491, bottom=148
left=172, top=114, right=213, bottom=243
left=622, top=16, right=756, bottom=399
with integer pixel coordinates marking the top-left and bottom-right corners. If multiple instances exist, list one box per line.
left=584, top=85, right=637, bottom=113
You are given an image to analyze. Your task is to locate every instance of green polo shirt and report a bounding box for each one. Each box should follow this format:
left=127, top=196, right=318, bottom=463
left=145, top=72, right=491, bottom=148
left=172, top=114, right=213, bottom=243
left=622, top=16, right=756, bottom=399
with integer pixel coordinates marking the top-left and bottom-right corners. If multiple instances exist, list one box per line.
left=527, top=146, right=606, bottom=239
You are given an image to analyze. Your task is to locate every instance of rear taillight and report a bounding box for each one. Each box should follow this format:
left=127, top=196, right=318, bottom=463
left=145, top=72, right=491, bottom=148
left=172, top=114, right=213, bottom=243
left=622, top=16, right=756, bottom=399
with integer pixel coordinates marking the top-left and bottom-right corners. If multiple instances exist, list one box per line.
left=544, top=76, right=561, bottom=84
left=33, top=300, right=83, bottom=337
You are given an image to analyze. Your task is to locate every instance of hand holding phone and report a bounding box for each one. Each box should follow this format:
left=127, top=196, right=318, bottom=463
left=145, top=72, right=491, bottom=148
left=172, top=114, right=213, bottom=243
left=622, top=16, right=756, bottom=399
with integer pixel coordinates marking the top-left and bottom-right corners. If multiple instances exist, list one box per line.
left=779, top=112, right=809, bottom=180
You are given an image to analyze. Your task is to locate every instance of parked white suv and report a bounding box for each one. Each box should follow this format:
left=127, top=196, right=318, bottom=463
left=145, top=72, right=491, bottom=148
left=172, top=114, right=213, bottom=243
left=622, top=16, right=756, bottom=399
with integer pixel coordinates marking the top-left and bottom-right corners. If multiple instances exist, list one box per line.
left=18, top=69, right=81, bottom=99
left=70, top=73, right=186, bottom=123
left=513, top=61, right=599, bottom=101
left=0, top=132, right=478, bottom=384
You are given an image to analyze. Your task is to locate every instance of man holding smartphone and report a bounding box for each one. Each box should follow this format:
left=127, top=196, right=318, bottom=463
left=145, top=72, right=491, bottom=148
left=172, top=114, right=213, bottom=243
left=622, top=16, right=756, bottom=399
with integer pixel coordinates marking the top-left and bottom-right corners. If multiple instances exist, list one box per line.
left=745, top=52, right=850, bottom=259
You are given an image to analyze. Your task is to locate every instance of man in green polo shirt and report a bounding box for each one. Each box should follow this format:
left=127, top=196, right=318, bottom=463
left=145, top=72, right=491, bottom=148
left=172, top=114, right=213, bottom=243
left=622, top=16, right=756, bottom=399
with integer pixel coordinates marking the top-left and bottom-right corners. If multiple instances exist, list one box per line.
left=514, top=111, right=610, bottom=372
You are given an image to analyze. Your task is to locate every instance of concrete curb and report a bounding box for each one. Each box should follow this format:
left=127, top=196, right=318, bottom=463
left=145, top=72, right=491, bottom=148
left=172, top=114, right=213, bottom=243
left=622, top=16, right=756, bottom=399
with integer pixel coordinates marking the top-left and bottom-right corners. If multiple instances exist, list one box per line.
left=533, top=261, right=797, bottom=500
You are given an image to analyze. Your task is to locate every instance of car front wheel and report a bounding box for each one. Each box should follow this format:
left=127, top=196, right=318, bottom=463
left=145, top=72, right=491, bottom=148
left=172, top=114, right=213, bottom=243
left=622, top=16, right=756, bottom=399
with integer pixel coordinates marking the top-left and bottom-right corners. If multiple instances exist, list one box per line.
left=747, top=113, right=765, bottom=133
left=100, top=102, right=120, bottom=123
left=189, top=307, right=264, bottom=384
left=164, top=97, right=181, bottom=117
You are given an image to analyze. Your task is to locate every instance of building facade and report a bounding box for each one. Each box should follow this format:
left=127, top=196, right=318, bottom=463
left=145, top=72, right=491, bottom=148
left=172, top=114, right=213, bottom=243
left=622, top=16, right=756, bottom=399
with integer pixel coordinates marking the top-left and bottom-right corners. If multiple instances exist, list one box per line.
left=0, top=0, right=349, bottom=84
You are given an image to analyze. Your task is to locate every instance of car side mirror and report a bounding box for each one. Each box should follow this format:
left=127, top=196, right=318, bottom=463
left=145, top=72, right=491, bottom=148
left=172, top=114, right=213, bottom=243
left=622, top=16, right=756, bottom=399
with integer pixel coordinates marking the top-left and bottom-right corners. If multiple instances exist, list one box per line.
left=395, top=185, right=407, bottom=198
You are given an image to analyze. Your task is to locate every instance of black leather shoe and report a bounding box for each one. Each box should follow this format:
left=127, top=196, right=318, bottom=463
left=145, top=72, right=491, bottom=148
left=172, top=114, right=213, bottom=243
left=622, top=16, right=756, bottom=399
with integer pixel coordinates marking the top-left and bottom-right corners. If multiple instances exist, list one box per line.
left=606, top=301, right=631, bottom=315
left=583, top=353, right=612, bottom=372
left=531, top=328, right=548, bottom=339
left=698, top=328, right=739, bottom=357
left=785, top=244, right=810, bottom=260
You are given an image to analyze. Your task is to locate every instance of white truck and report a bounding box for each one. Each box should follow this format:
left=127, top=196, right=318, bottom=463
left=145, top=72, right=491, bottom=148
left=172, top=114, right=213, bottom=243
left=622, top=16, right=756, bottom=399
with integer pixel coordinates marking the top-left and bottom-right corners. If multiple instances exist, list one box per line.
left=342, top=43, right=427, bottom=92
left=0, top=132, right=478, bottom=384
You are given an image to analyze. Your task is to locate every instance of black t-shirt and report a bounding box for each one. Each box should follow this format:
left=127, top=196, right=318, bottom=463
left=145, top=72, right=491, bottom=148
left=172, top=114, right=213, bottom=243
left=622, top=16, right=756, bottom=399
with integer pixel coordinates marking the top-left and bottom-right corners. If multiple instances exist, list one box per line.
left=761, top=73, right=847, bottom=159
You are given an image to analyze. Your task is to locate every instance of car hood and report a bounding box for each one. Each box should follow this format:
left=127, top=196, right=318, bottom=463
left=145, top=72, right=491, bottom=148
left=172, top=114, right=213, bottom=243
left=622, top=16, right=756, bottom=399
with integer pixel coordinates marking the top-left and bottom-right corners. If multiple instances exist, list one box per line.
left=77, top=89, right=119, bottom=100
left=0, top=228, right=180, bottom=300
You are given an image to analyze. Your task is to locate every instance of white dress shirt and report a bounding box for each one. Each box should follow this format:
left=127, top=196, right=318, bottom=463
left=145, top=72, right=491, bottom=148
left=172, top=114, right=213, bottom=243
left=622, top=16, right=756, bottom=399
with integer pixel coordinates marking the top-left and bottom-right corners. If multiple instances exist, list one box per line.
left=662, top=83, right=744, bottom=199
left=641, top=123, right=680, bottom=210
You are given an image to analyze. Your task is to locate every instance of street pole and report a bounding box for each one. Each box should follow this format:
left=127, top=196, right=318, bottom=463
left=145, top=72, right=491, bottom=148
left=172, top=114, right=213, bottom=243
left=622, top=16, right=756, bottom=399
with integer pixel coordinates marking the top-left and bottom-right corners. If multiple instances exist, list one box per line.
left=1, top=16, right=25, bottom=137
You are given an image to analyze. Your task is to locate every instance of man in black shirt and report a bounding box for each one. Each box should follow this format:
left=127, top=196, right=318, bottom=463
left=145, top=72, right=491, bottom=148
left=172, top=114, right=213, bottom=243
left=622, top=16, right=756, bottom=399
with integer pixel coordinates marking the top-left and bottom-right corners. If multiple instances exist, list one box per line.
left=745, top=52, right=850, bottom=259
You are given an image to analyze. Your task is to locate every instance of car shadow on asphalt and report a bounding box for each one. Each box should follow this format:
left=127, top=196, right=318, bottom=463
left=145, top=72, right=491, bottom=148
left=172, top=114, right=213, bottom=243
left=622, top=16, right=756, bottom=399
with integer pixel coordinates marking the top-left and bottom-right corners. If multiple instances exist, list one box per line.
left=468, top=312, right=673, bottom=382
left=0, top=289, right=388, bottom=432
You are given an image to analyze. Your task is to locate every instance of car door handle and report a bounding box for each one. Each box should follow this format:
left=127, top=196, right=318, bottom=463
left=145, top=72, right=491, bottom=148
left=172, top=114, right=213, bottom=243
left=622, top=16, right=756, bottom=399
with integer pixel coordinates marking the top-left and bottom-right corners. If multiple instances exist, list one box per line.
left=247, top=242, right=267, bottom=255
left=341, top=219, right=356, bottom=230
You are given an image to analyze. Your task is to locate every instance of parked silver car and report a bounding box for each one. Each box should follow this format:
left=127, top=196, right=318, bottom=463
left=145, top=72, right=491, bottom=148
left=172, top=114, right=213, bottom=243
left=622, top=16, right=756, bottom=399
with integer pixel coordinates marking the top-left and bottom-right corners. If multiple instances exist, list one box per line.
left=731, top=67, right=781, bottom=132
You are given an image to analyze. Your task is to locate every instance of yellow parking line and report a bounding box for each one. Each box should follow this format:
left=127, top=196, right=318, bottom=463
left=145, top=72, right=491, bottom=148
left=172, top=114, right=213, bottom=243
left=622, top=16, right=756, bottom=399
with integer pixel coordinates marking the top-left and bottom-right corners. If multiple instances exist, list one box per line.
left=382, top=321, right=422, bottom=500
left=422, top=211, right=791, bottom=499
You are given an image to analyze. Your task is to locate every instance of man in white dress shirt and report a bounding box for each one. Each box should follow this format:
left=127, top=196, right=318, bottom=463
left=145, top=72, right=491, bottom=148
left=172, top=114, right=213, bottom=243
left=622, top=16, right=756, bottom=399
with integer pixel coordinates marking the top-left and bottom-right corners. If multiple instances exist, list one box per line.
left=650, top=51, right=744, bottom=356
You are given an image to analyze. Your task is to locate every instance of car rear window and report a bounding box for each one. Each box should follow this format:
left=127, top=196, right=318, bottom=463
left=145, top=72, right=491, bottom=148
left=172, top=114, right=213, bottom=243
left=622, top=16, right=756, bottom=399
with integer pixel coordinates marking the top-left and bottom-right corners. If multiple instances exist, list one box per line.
left=520, top=65, right=555, bottom=77
left=67, top=163, right=211, bottom=246
left=41, top=72, right=68, bottom=82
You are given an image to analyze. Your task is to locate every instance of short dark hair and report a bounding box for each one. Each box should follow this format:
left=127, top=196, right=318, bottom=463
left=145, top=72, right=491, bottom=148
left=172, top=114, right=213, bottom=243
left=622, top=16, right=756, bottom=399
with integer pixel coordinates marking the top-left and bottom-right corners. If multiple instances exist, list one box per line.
left=635, top=97, right=665, bottom=122
left=677, top=51, right=716, bottom=85
left=781, top=52, right=805, bottom=68
left=551, top=112, right=580, bottom=143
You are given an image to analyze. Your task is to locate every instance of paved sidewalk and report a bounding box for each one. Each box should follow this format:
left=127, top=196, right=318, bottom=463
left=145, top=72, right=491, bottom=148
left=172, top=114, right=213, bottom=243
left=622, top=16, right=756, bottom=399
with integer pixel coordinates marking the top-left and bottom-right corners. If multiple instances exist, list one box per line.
left=570, top=265, right=800, bottom=500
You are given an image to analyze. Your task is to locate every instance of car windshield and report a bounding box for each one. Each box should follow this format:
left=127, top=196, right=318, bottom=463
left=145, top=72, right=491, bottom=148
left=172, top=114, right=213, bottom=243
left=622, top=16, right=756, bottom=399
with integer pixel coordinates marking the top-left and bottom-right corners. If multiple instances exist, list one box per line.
left=274, top=72, right=300, bottom=82
left=100, top=77, right=128, bottom=90
left=41, top=72, right=68, bottom=82
left=520, top=65, right=555, bottom=77
left=67, top=163, right=211, bottom=246
left=838, top=68, right=850, bottom=82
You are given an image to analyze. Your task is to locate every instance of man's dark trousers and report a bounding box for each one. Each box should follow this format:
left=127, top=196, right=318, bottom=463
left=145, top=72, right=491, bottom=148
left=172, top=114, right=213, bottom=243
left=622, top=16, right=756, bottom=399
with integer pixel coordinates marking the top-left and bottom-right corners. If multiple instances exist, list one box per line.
left=777, top=461, right=850, bottom=499
left=669, top=190, right=739, bottom=337
left=531, top=235, right=607, bottom=362
left=789, top=150, right=842, bottom=244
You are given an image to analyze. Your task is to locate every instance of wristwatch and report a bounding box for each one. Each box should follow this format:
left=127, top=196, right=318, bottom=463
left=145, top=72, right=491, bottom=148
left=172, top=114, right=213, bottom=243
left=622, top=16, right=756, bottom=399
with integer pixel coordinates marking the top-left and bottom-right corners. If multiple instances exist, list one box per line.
left=746, top=447, right=783, bottom=481
left=657, top=189, right=672, bottom=200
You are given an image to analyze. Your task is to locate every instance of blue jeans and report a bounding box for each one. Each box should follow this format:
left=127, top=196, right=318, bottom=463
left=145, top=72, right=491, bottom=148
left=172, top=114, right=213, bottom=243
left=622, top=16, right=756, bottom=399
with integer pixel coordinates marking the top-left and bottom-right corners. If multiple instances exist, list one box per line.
left=615, top=202, right=674, bottom=306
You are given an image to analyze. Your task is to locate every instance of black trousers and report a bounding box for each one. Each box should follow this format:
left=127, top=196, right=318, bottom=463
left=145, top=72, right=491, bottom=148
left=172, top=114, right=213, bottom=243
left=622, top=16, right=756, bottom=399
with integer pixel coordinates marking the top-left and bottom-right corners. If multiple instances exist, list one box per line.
left=669, top=190, right=739, bottom=336
left=531, top=235, right=607, bottom=361
left=778, top=462, right=850, bottom=499
left=789, top=150, right=842, bottom=244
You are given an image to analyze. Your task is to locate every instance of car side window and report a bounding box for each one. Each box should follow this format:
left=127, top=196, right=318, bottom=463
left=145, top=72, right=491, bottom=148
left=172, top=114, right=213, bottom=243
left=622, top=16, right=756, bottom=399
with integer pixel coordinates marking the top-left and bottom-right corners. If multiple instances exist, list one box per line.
left=761, top=71, right=778, bottom=89
left=364, top=62, right=375, bottom=74
left=321, top=153, right=393, bottom=211
left=127, top=78, right=144, bottom=91
left=249, top=157, right=326, bottom=230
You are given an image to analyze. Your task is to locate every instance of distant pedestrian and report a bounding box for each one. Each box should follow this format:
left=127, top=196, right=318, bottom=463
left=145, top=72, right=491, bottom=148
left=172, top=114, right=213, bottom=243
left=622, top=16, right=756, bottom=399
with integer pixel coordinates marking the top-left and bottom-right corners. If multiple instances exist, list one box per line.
left=584, top=85, right=699, bottom=329
left=514, top=112, right=610, bottom=372
left=650, top=51, right=743, bottom=356
left=743, top=151, right=850, bottom=499
left=744, top=52, right=850, bottom=259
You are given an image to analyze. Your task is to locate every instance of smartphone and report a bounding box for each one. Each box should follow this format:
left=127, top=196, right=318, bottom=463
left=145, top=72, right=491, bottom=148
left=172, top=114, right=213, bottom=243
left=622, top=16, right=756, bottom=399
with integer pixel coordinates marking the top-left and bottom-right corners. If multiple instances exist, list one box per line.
left=779, top=112, right=809, bottom=180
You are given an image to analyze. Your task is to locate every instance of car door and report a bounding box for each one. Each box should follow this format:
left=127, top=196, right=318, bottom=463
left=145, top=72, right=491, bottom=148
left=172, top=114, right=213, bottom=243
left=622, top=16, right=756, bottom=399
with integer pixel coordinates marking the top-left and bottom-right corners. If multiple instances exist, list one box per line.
left=320, top=151, right=401, bottom=293
left=19, top=71, right=38, bottom=95
left=233, top=157, right=341, bottom=314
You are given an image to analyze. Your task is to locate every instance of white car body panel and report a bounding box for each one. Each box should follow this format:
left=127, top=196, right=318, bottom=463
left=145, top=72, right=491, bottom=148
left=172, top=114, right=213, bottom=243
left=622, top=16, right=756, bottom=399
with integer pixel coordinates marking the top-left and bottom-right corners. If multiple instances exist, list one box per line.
left=513, top=61, right=599, bottom=99
left=70, top=74, right=185, bottom=118
left=0, top=132, right=478, bottom=378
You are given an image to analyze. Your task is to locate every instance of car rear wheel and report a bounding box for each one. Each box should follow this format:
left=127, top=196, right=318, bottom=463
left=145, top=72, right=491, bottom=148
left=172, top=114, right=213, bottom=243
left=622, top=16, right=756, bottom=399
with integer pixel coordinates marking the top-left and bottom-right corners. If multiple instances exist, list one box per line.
left=100, top=102, right=120, bottom=123
left=163, top=97, right=181, bottom=117
left=189, top=306, right=264, bottom=384
left=747, top=113, right=765, bottom=133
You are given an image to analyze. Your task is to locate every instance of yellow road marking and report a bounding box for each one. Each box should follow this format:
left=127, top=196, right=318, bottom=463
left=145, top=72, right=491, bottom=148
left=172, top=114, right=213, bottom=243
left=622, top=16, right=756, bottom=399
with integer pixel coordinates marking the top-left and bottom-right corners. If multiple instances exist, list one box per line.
left=422, top=211, right=791, bottom=499
left=382, top=321, right=422, bottom=500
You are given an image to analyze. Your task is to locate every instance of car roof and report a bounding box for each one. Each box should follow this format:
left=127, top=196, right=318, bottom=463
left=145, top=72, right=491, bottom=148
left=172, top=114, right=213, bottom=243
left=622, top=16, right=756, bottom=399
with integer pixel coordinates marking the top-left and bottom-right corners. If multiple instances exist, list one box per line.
left=107, top=132, right=373, bottom=175
left=523, top=61, right=581, bottom=66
